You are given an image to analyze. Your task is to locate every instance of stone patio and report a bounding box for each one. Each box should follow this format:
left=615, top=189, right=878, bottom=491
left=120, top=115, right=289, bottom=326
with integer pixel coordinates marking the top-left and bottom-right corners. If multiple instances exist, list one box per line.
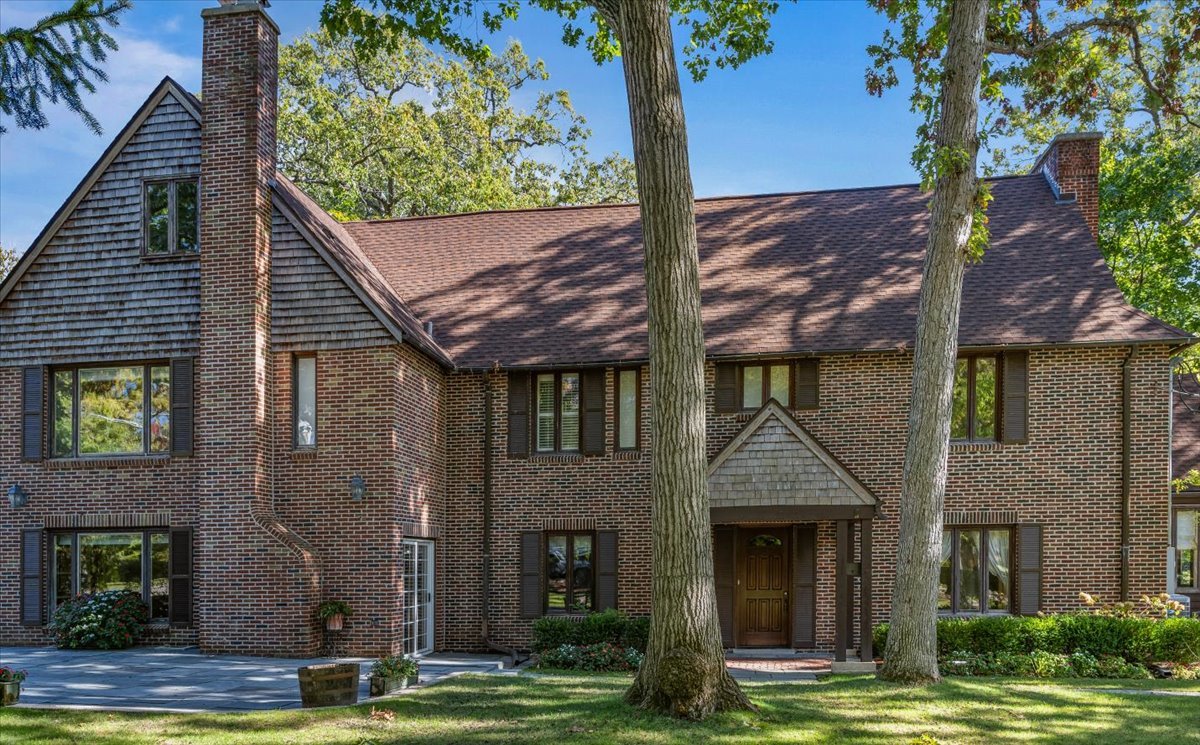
left=0, top=646, right=507, bottom=713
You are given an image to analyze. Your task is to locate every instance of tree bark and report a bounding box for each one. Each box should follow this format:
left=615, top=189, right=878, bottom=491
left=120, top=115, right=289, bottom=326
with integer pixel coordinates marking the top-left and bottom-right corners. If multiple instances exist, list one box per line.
left=879, top=0, right=989, bottom=684
left=605, top=0, right=752, bottom=719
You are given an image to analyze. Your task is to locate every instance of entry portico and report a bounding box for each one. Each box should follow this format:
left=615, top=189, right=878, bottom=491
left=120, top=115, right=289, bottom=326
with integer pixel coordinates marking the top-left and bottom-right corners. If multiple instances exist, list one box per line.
left=708, top=401, right=877, bottom=661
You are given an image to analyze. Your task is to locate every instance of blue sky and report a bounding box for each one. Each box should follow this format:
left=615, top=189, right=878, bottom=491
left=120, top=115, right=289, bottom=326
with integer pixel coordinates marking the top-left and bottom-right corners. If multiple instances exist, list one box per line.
left=0, top=0, right=931, bottom=252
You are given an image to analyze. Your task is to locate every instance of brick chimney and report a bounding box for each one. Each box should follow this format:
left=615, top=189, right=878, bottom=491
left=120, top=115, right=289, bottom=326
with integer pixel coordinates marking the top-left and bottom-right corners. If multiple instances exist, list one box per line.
left=1031, top=132, right=1102, bottom=239
left=195, top=0, right=314, bottom=654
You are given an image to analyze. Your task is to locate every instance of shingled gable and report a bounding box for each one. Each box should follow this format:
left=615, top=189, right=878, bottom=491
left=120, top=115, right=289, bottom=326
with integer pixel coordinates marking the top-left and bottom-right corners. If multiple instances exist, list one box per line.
left=0, top=76, right=201, bottom=304
left=707, top=399, right=878, bottom=511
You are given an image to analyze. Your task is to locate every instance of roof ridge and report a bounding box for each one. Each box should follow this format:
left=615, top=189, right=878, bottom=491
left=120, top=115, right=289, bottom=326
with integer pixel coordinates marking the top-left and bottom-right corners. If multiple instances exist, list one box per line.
left=344, top=173, right=1042, bottom=227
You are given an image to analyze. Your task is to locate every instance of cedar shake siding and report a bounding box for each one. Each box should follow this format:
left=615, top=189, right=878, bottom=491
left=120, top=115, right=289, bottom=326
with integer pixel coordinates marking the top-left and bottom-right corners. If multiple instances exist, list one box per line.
left=0, top=0, right=1191, bottom=658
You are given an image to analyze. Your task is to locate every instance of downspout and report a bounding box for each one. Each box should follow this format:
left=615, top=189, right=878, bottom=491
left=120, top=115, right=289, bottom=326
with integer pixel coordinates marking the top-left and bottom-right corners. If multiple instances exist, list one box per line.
left=481, top=377, right=522, bottom=665
left=1121, top=345, right=1141, bottom=601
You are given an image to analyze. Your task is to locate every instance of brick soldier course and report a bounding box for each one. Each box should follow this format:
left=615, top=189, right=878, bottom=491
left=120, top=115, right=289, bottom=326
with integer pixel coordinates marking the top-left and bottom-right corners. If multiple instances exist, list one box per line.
left=0, top=0, right=1193, bottom=659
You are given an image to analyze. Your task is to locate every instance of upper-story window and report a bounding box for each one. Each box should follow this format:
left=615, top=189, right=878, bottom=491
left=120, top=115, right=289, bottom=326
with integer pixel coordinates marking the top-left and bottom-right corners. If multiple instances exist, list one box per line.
left=952, top=355, right=998, bottom=442
left=535, top=371, right=580, bottom=452
left=144, top=179, right=199, bottom=256
left=742, top=363, right=792, bottom=410
left=715, top=359, right=819, bottom=413
left=939, top=526, right=1011, bottom=614
left=615, top=368, right=640, bottom=450
left=52, top=364, right=171, bottom=457
left=294, top=355, right=317, bottom=448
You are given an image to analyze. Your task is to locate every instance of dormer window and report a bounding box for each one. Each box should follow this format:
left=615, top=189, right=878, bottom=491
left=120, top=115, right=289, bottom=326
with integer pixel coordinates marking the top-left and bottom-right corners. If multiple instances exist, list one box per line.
left=144, top=179, right=199, bottom=256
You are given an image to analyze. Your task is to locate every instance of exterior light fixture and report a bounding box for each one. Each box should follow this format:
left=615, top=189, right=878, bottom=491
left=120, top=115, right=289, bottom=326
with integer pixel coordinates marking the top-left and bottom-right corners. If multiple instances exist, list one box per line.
left=7, top=484, right=28, bottom=509
left=349, top=475, right=366, bottom=501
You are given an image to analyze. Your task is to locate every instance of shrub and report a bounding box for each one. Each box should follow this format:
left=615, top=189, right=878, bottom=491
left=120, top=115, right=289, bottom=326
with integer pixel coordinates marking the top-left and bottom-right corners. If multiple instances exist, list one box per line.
left=938, top=651, right=1150, bottom=679
left=48, top=590, right=148, bottom=650
left=538, top=643, right=643, bottom=672
left=1131, top=617, right=1200, bottom=664
left=530, top=610, right=650, bottom=653
left=370, top=655, right=418, bottom=679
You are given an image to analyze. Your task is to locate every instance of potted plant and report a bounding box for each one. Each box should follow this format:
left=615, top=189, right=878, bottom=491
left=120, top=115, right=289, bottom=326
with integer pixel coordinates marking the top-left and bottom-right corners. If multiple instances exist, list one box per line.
left=369, top=654, right=419, bottom=696
left=317, top=600, right=353, bottom=631
left=0, top=667, right=27, bottom=706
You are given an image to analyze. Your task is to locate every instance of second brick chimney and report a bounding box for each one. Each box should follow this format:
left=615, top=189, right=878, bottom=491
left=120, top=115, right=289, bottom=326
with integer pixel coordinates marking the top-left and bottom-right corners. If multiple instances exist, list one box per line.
left=1031, top=131, right=1102, bottom=239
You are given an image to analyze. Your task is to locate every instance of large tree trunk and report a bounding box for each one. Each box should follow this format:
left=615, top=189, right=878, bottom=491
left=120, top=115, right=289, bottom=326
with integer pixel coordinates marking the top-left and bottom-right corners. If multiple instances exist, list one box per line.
left=880, top=0, right=989, bottom=684
left=603, top=0, right=752, bottom=719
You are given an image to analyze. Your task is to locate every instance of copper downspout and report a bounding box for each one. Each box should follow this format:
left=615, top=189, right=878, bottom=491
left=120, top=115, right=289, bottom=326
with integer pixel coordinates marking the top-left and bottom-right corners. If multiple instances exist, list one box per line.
left=481, top=378, right=521, bottom=664
left=1121, top=345, right=1141, bottom=601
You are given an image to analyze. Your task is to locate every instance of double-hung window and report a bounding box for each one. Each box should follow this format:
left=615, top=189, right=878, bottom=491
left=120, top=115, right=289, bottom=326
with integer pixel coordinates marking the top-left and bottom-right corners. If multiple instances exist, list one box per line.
left=51, top=530, right=170, bottom=620
left=615, top=368, right=640, bottom=450
left=939, top=526, right=1012, bottom=614
left=545, top=532, right=593, bottom=614
left=952, top=355, right=999, bottom=442
left=535, top=372, right=580, bottom=452
left=144, top=179, right=199, bottom=256
left=51, top=364, right=171, bottom=457
left=1176, top=509, right=1198, bottom=591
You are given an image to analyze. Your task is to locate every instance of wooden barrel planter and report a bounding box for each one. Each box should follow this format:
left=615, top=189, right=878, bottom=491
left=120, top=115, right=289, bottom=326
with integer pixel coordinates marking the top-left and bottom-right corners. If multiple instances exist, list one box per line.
left=297, top=663, right=360, bottom=708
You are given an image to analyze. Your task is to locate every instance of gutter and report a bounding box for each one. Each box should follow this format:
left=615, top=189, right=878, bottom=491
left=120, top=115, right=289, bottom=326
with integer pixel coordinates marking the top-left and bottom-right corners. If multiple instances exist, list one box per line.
left=481, top=379, right=523, bottom=666
left=1120, top=344, right=1141, bottom=601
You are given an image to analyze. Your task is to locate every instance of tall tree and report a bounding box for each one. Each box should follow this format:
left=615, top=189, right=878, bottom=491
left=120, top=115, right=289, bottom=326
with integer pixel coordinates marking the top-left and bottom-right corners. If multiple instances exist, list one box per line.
left=320, top=0, right=783, bottom=719
left=867, top=0, right=1198, bottom=683
left=0, top=0, right=130, bottom=135
left=278, top=29, right=637, bottom=220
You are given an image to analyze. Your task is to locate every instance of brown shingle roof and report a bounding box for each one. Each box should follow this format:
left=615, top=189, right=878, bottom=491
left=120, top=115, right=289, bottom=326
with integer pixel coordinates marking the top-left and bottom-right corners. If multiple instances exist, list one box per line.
left=343, top=174, right=1191, bottom=370
left=1175, top=372, right=1200, bottom=488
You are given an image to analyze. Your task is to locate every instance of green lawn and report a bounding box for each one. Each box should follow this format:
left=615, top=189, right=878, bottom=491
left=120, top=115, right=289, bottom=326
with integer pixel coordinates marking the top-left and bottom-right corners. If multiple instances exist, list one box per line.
left=4, top=673, right=1199, bottom=744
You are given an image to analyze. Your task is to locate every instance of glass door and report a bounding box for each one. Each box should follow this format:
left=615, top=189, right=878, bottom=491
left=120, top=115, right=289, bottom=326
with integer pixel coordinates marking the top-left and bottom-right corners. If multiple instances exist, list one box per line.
left=401, top=539, right=435, bottom=655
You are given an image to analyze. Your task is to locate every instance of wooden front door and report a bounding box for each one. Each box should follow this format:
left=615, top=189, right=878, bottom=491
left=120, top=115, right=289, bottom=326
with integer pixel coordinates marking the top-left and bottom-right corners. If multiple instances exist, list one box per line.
left=736, top=527, right=791, bottom=647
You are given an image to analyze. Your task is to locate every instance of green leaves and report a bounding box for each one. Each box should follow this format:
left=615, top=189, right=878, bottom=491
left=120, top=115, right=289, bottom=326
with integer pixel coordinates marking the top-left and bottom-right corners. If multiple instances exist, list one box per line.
left=277, top=29, right=637, bottom=220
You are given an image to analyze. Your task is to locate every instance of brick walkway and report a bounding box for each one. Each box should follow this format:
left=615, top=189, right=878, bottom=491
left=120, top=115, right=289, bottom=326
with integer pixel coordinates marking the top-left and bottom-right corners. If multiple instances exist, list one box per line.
left=725, top=655, right=831, bottom=682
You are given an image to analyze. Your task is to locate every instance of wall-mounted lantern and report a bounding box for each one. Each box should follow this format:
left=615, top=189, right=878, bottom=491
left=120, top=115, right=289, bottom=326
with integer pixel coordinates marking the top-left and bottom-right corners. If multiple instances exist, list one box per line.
left=7, top=484, right=29, bottom=509
left=349, top=475, right=366, bottom=501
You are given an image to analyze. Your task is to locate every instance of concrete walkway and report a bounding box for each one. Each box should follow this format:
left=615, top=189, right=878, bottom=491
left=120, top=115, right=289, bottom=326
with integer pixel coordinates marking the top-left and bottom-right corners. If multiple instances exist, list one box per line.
left=0, top=646, right=506, bottom=713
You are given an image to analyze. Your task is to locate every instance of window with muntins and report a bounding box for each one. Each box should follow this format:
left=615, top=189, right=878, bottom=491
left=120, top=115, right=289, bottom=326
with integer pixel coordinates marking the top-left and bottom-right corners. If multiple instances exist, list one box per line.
left=51, top=364, right=170, bottom=457
left=535, top=372, right=581, bottom=452
left=145, top=179, right=199, bottom=256
left=952, top=355, right=998, bottom=441
left=546, top=532, right=593, bottom=614
left=51, top=530, right=170, bottom=620
left=294, top=355, right=317, bottom=448
left=939, top=527, right=1012, bottom=614
left=741, top=362, right=791, bottom=410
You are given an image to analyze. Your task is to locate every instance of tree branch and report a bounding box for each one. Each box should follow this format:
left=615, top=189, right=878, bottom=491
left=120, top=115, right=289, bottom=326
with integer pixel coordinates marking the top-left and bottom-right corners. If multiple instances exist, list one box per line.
left=984, top=17, right=1135, bottom=58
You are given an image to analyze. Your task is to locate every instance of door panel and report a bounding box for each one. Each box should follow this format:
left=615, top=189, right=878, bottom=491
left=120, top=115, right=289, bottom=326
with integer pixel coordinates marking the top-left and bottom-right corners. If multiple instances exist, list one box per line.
left=737, top=527, right=791, bottom=647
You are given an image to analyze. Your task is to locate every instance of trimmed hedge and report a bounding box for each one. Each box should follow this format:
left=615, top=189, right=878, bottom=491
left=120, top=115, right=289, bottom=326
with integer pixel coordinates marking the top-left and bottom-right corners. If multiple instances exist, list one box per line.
left=873, top=614, right=1200, bottom=665
left=939, top=651, right=1151, bottom=679
left=531, top=610, right=649, bottom=653
left=538, top=643, right=645, bottom=672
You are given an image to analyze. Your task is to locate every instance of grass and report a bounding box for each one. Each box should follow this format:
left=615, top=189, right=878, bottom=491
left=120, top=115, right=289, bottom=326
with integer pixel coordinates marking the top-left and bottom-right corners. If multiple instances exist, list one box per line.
left=4, top=673, right=1200, bottom=744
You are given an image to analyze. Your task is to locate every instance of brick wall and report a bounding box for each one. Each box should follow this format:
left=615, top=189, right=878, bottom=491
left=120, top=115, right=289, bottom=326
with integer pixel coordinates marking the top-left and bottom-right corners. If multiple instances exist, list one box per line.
left=444, top=344, right=1174, bottom=652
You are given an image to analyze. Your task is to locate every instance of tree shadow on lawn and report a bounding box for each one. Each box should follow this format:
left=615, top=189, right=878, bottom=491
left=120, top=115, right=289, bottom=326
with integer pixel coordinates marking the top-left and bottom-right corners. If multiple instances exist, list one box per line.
left=4, top=675, right=1198, bottom=745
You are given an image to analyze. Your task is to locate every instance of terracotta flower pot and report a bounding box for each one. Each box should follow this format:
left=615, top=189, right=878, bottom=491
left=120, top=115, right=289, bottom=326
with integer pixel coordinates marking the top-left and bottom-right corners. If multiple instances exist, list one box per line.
left=325, top=613, right=344, bottom=631
left=0, top=681, right=20, bottom=707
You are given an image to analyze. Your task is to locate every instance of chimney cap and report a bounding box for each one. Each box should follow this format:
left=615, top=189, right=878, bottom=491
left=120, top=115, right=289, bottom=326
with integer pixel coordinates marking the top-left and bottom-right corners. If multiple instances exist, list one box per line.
left=218, top=0, right=270, bottom=6
left=1029, top=131, right=1102, bottom=175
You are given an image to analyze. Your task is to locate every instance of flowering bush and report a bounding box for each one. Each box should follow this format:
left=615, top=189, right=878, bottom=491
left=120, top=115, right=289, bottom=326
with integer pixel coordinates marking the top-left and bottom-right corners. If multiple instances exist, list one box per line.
left=48, top=590, right=148, bottom=649
left=370, top=654, right=419, bottom=679
left=538, top=643, right=644, bottom=672
left=0, top=667, right=27, bottom=684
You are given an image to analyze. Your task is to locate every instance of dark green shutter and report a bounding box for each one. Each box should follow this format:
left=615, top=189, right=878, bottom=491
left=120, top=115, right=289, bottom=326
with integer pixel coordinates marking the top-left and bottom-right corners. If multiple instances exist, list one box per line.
left=169, top=527, right=193, bottom=627
left=520, top=531, right=542, bottom=618
left=22, top=366, right=44, bottom=461
left=508, top=373, right=530, bottom=457
left=713, top=526, right=736, bottom=647
left=793, top=525, right=817, bottom=648
left=170, top=358, right=194, bottom=456
left=581, top=369, right=606, bottom=455
left=1002, top=351, right=1028, bottom=443
left=1018, top=525, right=1042, bottom=615
left=20, top=529, right=43, bottom=626
left=795, top=359, right=820, bottom=410
left=596, top=531, right=618, bottom=611
left=715, top=363, right=738, bottom=413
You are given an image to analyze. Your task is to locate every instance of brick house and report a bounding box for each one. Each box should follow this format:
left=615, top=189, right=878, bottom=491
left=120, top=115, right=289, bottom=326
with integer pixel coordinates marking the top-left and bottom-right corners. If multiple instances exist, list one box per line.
left=1, top=0, right=1194, bottom=660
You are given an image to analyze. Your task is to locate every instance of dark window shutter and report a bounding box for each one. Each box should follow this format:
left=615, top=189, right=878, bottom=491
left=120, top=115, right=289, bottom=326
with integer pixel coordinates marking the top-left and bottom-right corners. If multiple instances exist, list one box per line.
left=20, top=529, right=43, bottom=626
left=793, top=525, right=817, bottom=648
left=520, top=531, right=542, bottom=618
left=596, top=531, right=618, bottom=611
left=581, top=369, right=606, bottom=455
left=715, top=363, right=738, bottom=413
left=713, top=526, right=736, bottom=647
left=1002, top=351, right=1028, bottom=443
left=169, top=527, right=194, bottom=627
left=507, top=373, right=530, bottom=457
left=1017, top=524, right=1042, bottom=616
left=21, top=366, right=44, bottom=461
left=795, top=359, right=820, bottom=410
left=170, top=358, right=194, bottom=456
